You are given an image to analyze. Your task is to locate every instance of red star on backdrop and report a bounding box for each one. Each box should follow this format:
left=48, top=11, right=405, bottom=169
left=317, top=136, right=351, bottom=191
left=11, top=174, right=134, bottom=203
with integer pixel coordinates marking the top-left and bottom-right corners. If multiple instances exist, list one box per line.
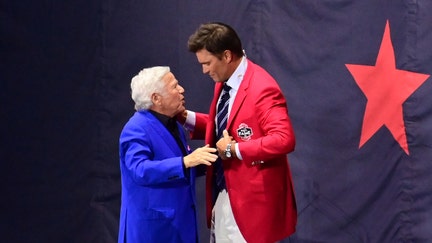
left=346, top=20, right=429, bottom=155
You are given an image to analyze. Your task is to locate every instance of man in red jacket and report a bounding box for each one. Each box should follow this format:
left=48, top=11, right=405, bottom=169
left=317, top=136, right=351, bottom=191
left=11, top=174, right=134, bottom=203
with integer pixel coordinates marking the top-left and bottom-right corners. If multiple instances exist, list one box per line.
left=184, top=22, right=297, bottom=243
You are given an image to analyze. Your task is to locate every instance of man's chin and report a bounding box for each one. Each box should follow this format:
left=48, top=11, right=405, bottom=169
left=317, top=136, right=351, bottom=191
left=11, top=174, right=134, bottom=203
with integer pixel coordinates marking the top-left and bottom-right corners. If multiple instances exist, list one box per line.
left=177, top=107, right=186, bottom=115
left=210, top=76, right=221, bottom=82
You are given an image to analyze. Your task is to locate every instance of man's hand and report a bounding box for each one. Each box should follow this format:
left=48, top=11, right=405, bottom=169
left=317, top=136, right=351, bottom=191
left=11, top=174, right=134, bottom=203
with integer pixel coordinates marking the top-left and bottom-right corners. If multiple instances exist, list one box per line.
left=216, top=130, right=235, bottom=160
left=183, top=144, right=218, bottom=168
left=176, top=110, right=187, bottom=125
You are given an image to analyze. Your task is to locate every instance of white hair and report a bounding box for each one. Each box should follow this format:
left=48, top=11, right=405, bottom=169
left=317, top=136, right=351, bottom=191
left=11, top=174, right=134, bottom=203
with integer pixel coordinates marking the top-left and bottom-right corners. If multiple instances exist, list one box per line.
left=130, top=66, right=170, bottom=111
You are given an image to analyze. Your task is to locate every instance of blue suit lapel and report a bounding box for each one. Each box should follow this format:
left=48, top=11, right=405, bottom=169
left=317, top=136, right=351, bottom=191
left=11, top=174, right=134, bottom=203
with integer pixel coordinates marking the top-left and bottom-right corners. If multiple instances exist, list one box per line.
left=144, top=111, right=186, bottom=156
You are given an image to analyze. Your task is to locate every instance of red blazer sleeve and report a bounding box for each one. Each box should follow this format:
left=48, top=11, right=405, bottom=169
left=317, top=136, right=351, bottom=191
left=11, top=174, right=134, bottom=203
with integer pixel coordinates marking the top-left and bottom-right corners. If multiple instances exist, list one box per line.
left=237, top=84, right=295, bottom=162
left=190, top=112, right=208, bottom=140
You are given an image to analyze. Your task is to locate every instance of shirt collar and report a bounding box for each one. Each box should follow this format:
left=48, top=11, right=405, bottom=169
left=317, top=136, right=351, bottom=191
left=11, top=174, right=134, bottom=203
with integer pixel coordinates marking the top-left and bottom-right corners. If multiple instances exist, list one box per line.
left=149, top=110, right=173, bottom=128
left=226, top=56, right=247, bottom=91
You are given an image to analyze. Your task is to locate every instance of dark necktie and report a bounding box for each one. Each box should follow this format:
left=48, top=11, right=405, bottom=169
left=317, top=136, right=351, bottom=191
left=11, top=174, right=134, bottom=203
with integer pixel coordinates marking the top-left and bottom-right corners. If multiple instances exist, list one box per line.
left=215, top=83, right=231, bottom=191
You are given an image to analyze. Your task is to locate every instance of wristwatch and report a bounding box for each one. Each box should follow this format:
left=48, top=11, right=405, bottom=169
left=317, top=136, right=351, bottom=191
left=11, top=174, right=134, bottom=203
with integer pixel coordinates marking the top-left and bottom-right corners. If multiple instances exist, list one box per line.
left=225, top=143, right=233, bottom=158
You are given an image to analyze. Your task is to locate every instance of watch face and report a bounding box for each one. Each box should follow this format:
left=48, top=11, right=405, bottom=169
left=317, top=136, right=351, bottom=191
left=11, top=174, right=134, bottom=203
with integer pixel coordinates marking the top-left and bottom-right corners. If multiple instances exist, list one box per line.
left=225, top=151, right=232, bottom=158
left=225, top=143, right=232, bottom=158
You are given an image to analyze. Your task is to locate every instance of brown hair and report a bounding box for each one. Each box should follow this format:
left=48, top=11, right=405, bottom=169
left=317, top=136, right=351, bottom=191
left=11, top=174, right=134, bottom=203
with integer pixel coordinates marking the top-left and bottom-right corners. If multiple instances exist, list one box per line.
left=187, top=22, right=244, bottom=59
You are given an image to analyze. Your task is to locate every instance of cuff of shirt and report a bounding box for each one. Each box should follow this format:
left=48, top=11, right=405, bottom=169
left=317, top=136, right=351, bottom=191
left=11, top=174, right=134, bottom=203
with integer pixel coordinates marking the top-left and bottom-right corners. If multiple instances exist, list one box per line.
left=183, top=110, right=196, bottom=131
left=234, top=143, right=243, bottom=160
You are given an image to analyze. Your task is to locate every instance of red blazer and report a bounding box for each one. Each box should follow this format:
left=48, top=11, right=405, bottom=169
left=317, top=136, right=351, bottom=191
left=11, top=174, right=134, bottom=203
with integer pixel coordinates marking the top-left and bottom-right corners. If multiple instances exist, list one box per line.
left=192, top=59, right=297, bottom=243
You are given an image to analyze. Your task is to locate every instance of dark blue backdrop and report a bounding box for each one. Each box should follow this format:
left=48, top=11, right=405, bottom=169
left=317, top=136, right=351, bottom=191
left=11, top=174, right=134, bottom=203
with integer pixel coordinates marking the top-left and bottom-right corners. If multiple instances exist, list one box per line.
left=2, top=1, right=432, bottom=242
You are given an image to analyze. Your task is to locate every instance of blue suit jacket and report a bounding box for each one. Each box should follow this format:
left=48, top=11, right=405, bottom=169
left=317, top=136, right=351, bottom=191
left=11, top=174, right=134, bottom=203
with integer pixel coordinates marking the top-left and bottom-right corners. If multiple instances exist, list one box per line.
left=118, top=111, right=197, bottom=243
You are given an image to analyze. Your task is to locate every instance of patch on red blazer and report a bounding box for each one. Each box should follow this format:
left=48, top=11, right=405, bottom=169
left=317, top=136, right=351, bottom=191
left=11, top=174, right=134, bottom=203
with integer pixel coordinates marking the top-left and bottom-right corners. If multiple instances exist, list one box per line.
left=237, top=123, right=253, bottom=141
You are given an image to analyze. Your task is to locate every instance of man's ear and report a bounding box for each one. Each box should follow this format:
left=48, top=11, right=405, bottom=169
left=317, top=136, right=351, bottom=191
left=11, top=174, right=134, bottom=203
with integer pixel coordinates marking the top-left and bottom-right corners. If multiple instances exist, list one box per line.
left=223, top=50, right=233, bottom=63
left=151, top=93, right=161, bottom=106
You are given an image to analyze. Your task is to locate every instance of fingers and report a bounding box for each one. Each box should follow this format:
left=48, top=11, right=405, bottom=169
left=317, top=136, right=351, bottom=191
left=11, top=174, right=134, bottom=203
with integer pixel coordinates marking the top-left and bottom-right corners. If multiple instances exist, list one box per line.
left=223, top=129, right=229, bottom=138
left=176, top=110, right=187, bottom=124
left=184, top=145, right=218, bottom=168
left=222, top=130, right=235, bottom=140
left=201, top=144, right=217, bottom=153
left=200, top=144, right=218, bottom=165
left=216, top=130, right=235, bottom=156
left=200, top=145, right=218, bottom=162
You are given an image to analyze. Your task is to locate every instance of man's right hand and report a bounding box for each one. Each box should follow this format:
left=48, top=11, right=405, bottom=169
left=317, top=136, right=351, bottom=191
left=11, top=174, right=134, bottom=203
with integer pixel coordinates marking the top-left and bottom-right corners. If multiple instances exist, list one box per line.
left=184, top=144, right=218, bottom=168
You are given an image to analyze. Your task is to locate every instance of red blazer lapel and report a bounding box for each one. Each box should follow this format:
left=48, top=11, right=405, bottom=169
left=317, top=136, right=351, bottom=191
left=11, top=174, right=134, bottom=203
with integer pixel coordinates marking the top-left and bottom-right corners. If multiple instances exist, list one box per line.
left=211, top=82, right=224, bottom=119
left=206, top=82, right=224, bottom=145
left=227, top=60, right=253, bottom=131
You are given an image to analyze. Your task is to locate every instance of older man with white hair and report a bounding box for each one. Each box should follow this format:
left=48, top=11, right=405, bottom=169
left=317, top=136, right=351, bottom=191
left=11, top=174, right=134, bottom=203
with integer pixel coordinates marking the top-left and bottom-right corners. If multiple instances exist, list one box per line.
left=118, top=66, right=218, bottom=243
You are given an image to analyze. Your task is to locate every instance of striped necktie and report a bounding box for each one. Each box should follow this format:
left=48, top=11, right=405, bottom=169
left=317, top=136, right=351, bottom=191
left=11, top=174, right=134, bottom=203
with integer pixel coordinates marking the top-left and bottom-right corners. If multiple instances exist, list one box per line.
left=215, top=83, right=231, bottom=191
left=216, top=83, right=231, bottom=138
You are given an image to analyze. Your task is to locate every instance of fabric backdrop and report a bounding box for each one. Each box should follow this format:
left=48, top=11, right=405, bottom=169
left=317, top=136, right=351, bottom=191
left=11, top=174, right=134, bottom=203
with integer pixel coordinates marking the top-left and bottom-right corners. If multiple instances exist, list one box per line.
left=1, top=0, right=432, bottom=242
